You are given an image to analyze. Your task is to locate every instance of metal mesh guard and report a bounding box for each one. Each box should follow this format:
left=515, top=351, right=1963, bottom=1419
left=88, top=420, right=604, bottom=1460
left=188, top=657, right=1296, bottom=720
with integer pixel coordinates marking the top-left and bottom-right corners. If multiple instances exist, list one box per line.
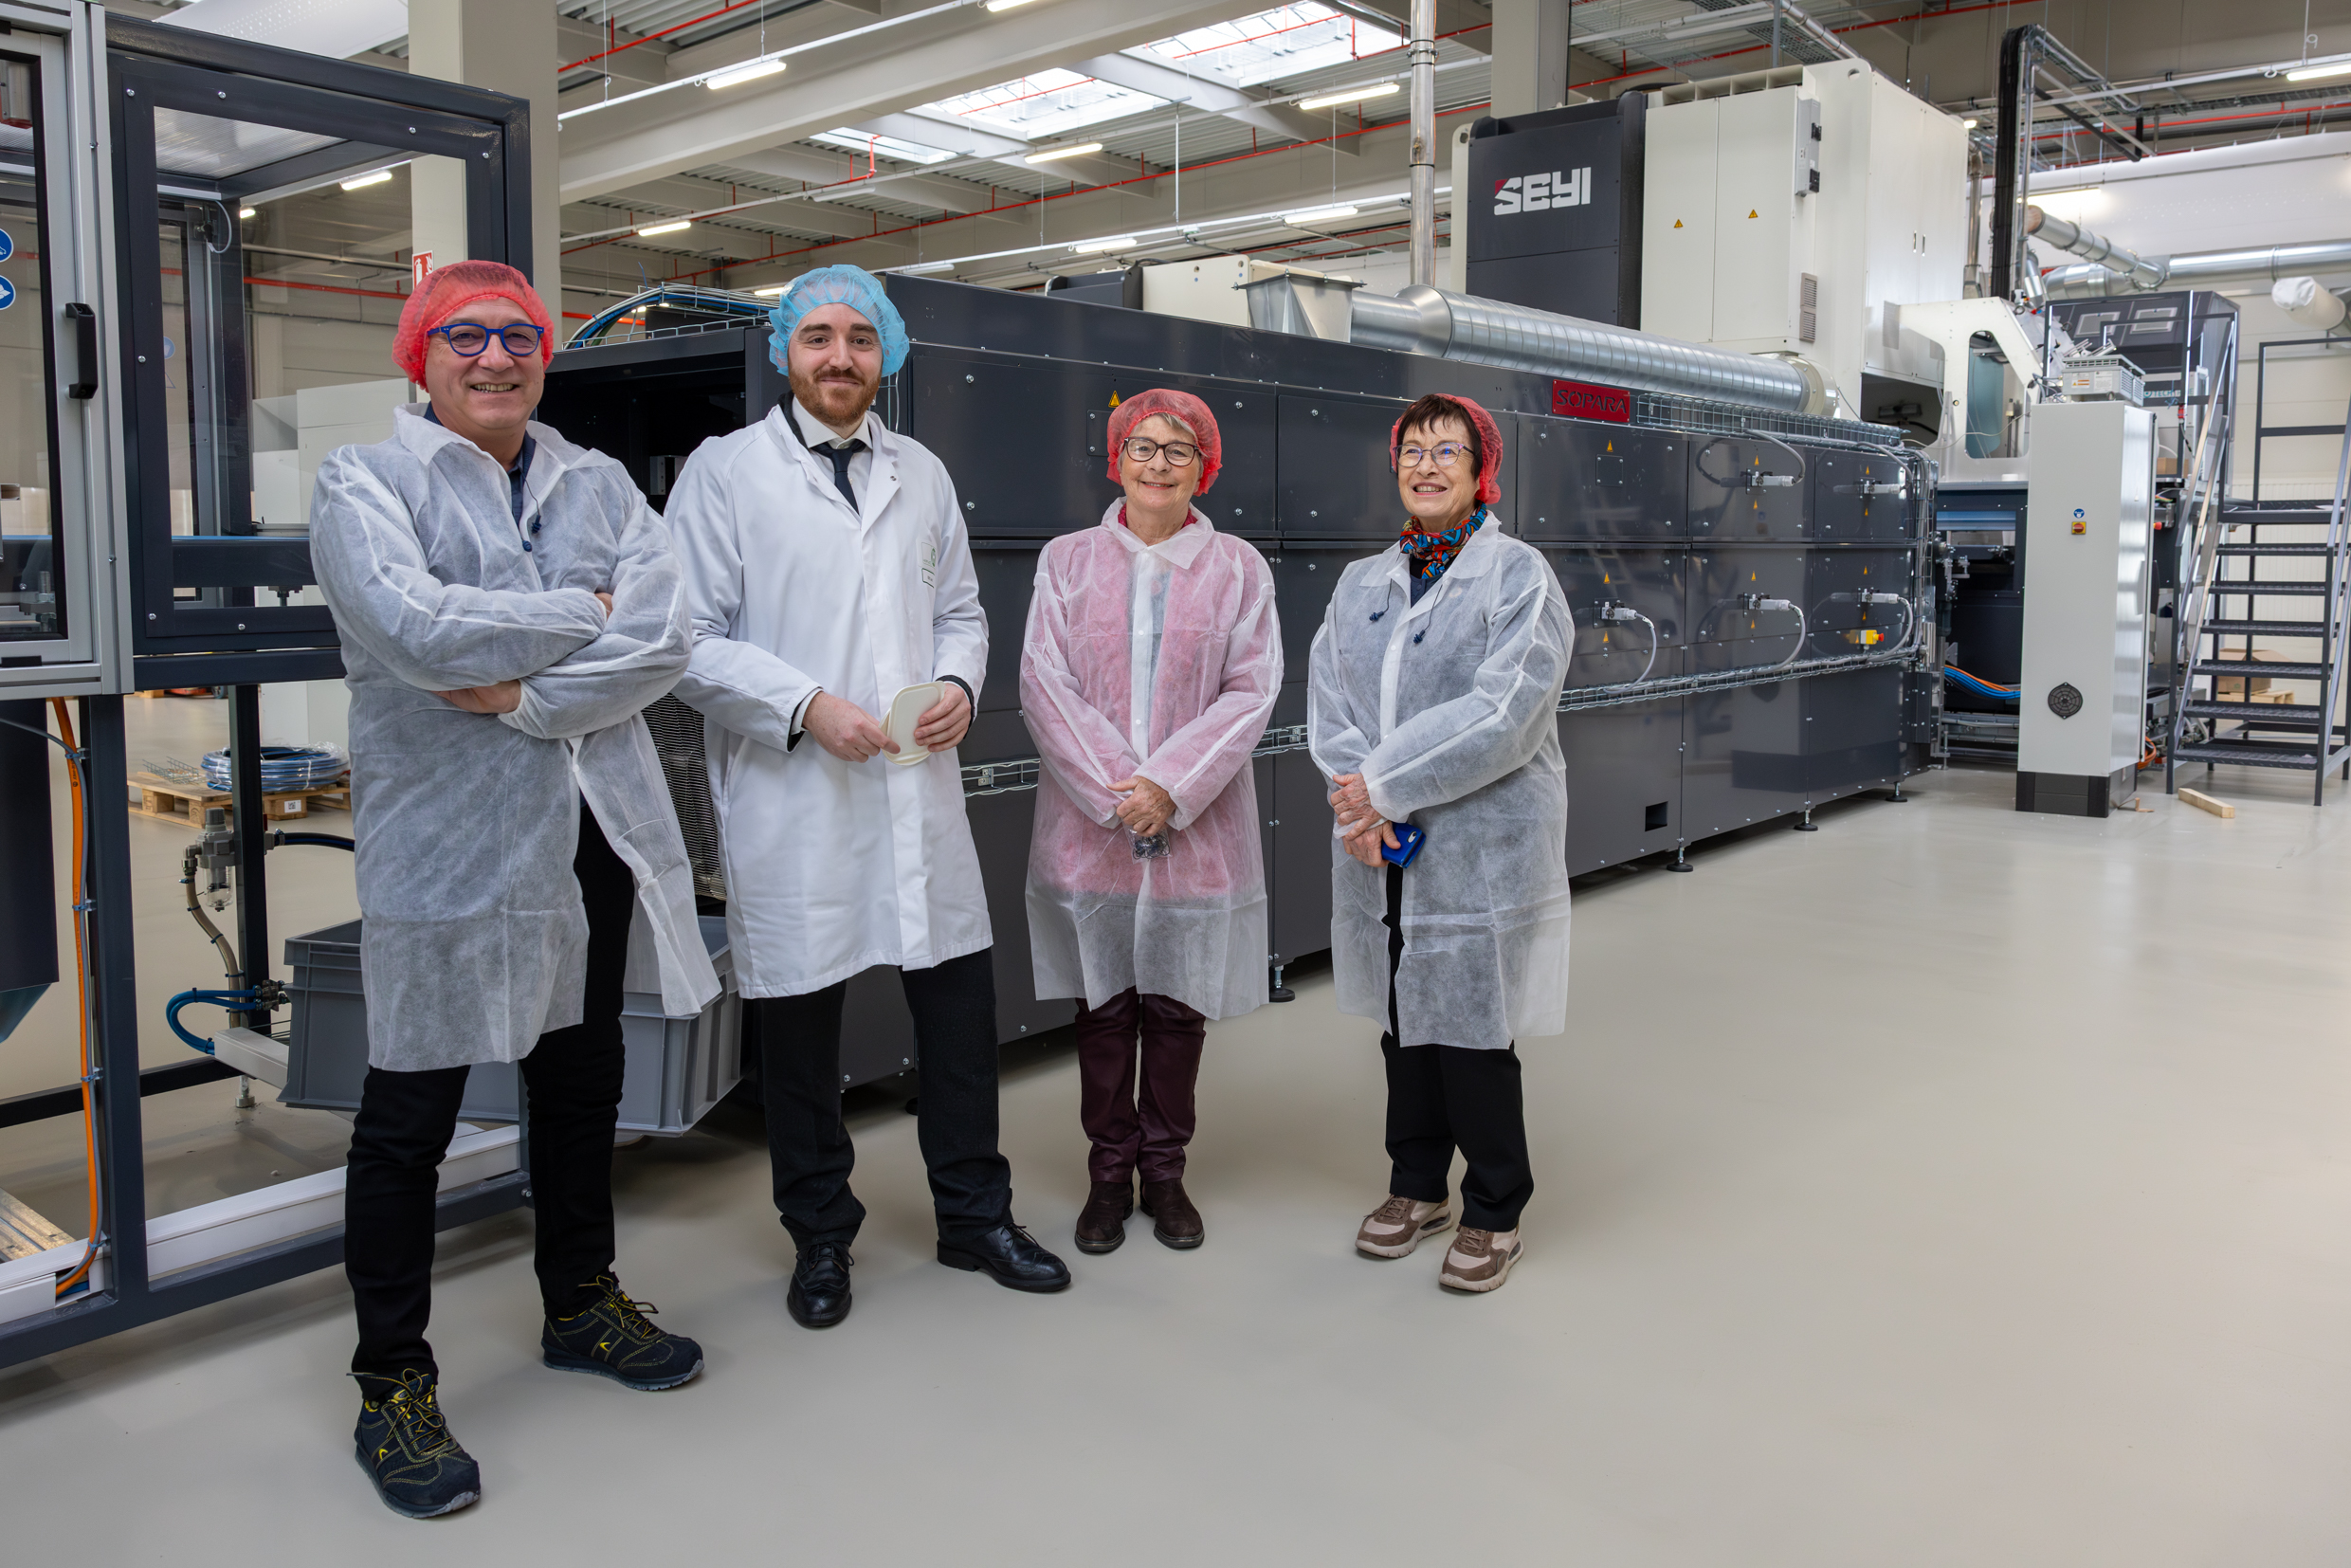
left=643, top=694, right=728, bottom=902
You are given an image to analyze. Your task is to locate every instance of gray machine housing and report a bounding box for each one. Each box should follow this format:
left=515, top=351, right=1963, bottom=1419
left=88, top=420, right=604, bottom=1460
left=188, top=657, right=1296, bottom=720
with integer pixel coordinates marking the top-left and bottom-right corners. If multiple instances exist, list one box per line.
left=536, top=277, right=1932, bottom=1087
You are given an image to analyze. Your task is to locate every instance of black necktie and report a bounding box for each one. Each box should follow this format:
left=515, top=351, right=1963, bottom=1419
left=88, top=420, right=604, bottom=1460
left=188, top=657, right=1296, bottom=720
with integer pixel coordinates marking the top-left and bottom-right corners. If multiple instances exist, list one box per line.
left=825, top=439, right=866, bottom=511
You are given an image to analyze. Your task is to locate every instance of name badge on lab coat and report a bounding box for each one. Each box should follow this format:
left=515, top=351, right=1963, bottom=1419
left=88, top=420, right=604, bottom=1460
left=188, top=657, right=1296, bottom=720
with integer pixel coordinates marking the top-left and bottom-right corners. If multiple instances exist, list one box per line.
left=921, top=538, right=937, bottom=588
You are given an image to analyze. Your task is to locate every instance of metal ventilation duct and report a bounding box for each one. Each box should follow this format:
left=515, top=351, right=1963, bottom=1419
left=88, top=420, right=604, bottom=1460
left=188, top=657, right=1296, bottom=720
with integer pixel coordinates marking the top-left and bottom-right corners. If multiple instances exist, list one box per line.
left=2024, top=205, right=2167, bottom=291
left=1350, top=284, right=1818, bottom=413
left=2047, top=237, right=2351, bottom=298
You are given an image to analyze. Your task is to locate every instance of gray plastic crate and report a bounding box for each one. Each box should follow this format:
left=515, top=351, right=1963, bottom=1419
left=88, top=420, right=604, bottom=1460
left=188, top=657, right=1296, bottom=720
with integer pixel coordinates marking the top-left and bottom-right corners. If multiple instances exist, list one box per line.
left=282, top=914, right=740, bottom=1136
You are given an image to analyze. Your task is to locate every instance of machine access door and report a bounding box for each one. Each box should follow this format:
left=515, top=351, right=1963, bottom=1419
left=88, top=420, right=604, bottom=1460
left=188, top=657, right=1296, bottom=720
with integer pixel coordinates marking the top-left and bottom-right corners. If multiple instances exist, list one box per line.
left=105, top=19, right=528, bottom=686
left=0, top=8, right=120, bottom=700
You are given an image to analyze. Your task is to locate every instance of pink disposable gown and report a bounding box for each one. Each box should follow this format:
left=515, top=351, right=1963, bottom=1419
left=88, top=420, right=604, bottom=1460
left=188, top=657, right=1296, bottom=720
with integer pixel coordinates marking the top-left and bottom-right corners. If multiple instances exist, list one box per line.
left=1021, top=501, right=1284, bottom=1020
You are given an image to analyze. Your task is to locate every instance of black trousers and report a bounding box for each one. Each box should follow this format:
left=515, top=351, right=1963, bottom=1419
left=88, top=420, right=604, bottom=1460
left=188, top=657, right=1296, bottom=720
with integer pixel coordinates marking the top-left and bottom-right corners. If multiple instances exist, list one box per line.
left=1382, top=864, right=1533, bottom=1232
left=345, top=805, right=635, bottom=1385
left=753, top=947, right=1012, bottom=1249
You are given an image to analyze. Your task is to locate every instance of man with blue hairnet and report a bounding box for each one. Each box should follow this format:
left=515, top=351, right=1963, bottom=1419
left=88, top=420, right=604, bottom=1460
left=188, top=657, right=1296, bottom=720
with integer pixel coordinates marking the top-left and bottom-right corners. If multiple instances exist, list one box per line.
left=665, top=264, right=1069, bottom=1323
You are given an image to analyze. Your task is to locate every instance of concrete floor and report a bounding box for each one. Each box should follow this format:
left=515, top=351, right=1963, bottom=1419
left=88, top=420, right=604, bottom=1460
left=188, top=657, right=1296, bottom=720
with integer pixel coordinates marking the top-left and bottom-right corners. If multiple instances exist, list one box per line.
left=4, top=759, right=2350, bottom=1564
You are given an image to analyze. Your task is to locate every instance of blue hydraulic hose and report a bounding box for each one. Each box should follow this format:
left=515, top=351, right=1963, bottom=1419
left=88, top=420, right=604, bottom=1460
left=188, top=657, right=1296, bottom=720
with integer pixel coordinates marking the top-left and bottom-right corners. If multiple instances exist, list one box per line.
left=1943, top=666, right=2018, bottom=701
left=165, top=989, right=261, bottom=1054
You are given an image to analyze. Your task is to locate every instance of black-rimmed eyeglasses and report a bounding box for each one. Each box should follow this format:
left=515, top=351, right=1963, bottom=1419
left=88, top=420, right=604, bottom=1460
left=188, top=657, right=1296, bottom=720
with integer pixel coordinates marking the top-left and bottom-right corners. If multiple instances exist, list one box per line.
left=429, top=322, right=544, bottom=358
left=1121, top=437, right=1199, bottom=466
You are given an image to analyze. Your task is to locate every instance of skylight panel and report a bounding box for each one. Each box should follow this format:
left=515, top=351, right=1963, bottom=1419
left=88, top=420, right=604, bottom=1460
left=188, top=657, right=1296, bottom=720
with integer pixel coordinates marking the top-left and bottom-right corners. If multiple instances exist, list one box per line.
left=910, top=66, right=1166, bottom=142
left=1130, top=3, right=1401, bottom=91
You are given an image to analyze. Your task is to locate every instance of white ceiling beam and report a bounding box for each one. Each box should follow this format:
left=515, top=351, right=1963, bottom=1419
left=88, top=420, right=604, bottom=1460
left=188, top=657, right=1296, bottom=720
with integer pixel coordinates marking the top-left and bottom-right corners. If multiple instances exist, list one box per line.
left=1334, top=0, right=1491, bottom=53
left=1075, top=51, right=1357, bottom=155
left=718, top=147, right=1001, bottom=215
left=557, top=0, right=1271, bottom=202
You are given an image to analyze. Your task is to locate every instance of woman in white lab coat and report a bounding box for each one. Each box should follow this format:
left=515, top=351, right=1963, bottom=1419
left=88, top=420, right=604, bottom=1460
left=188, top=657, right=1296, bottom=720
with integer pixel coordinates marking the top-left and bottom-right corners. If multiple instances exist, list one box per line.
left=1021, top=388, right=1282, bottom=1255
left=1308, top=392, right=1572, bottom=1296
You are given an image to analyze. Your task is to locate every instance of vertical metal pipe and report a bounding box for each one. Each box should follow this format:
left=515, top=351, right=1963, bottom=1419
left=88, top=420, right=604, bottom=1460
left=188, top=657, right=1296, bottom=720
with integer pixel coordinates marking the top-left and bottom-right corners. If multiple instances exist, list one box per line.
left=1771, top=0, right=1782, bottom=67
left=84, top=696, right=149, bottom=1299
left=1408, top=0, right=1437, bottom=288
left=228, top=684, right=270, bottom=1030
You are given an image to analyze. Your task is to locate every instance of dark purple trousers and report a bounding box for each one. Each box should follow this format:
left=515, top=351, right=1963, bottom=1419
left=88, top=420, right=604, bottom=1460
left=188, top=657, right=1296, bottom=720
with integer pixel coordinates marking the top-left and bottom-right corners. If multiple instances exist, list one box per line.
left=1075, top=989, right=1206, bottom=1183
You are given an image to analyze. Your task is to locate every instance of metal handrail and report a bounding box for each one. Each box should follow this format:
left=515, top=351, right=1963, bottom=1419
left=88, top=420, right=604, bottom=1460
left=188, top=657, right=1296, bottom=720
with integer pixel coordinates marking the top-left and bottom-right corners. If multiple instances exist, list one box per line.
left=2316, top=393, right=2351, bottom=801
left=2164, top=404, right=2233, bottom=791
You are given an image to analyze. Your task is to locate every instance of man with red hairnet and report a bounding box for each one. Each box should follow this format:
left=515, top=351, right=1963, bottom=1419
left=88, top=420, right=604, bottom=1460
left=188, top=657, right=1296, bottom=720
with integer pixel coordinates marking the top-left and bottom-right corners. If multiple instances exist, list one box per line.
left=310, top=260, right=717, bottom=1519
left=1020, top=388, right=1282, bottom=1254
left=663, top=264, right=1069, bottom=1328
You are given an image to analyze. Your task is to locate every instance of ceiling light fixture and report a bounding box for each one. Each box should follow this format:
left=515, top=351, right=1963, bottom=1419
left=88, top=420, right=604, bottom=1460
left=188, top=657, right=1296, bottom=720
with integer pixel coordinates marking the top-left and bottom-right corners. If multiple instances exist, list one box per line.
left=338, top=169, right=393, bottom=191
left=1283, top=203, right=1359, bottom=226
left=2286, top=59, right=2351, bottom=82
left=893, top=260, right=957, bottom=275
left=637, top=220, right=692, bottom=237
left=1961, top=118, right=1978, bottom=128
left=1296, top=82, right=1399, bottom=112
left=1025, top=141, right=1103, bottom=164
left=984, top=0, right=1046, bottom=10
left=752, top=283, right=790, bottom=296
left=706, top=56, right=787, bottom=90
left=1070, top=235, right=1137, bottom=254
left=238, top=207, right=257, bottom=219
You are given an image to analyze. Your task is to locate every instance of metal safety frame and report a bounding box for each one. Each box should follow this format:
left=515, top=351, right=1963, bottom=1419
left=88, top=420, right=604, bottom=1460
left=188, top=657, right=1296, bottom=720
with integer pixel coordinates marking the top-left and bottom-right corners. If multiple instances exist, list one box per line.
left=0, top=8, right=535, bottom=1370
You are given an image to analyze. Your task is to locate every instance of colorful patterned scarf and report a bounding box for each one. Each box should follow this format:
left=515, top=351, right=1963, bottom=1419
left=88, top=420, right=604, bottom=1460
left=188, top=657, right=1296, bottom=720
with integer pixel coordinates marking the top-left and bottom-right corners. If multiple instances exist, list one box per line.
left=1400, top=505, right=1487, bottom=593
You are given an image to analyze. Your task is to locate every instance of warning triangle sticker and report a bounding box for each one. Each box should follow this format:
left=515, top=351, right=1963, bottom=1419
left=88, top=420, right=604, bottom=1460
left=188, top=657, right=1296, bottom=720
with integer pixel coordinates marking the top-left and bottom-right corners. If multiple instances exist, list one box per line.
left=1673, top=219, right=1684, bottom=228
left=1747, top=209, right=1759, bottom=218
left=1108, top=392, right=1121, bottom=408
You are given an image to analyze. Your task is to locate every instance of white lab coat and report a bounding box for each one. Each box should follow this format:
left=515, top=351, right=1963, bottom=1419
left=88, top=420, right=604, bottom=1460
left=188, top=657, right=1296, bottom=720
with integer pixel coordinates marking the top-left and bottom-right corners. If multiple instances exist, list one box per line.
left=310, top=405, right=720, bottom=1071
left=663, top=403, right=991, bottom=998
left=1307, top=523, right=1573, bottom=1050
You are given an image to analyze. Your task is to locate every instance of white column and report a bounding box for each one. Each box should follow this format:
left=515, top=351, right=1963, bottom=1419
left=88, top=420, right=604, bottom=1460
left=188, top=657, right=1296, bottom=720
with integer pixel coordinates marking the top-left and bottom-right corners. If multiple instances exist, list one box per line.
left=1488, top=0, right=1572, bottom=119
left=406, top=0, right=560, bottom=301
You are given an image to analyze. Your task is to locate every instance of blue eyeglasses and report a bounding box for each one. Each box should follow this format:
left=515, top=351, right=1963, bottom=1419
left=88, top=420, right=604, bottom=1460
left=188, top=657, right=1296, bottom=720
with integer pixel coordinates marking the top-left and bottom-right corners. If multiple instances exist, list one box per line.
left=428, top=321, right=544, bottom=357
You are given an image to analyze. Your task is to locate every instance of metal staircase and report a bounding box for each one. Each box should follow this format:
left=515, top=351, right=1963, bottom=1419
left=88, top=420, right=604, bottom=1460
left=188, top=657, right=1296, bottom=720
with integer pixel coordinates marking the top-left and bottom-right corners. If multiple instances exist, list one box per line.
left=2167, top=392, right=2351, bottom=803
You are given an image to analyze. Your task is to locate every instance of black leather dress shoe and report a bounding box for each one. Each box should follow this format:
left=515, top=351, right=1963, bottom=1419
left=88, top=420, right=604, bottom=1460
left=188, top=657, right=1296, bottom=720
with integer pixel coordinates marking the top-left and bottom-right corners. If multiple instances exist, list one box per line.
left=937, top=1221, right=1071, bottom=1293
left=787, top=1241, right=853, bottom=1328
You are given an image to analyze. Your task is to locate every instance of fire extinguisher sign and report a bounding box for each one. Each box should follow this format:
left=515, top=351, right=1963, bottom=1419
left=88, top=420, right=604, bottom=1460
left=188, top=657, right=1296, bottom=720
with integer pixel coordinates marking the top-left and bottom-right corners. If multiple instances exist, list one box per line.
left=1551, top=379, right=1631, bottom=424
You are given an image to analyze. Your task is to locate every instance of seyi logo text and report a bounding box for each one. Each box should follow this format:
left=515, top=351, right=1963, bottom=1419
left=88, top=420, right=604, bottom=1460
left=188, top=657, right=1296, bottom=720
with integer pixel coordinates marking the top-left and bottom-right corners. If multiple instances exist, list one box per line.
left=1494, top=167, right=1591, bottom=215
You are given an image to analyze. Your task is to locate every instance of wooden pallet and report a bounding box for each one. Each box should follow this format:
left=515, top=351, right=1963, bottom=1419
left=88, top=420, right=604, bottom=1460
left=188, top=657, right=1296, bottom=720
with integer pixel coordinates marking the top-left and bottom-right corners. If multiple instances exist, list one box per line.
left=128, top=770, right=350, bottom=821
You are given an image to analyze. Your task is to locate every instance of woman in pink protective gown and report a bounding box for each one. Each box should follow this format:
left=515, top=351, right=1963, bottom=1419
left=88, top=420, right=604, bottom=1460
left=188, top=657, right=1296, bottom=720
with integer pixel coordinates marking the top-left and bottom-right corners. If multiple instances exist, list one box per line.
left=1019, top=389, right=1282, bottom=1257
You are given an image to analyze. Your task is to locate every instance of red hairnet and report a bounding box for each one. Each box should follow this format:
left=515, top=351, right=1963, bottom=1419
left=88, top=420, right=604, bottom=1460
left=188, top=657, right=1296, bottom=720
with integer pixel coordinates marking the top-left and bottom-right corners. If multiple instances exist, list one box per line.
left=392, top=260, right=556, bottom=382
left=1392, top=392, right=1504, bottom=506
left=1107, top=388, right=1222, bottom=494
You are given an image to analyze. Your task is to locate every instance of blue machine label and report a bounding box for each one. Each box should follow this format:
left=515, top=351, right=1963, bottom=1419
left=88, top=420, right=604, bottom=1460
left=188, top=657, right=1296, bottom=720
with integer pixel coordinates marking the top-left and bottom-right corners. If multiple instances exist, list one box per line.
left=0, top=228, right=15, bottom=263
left=0, top=277, right=17, bottom=310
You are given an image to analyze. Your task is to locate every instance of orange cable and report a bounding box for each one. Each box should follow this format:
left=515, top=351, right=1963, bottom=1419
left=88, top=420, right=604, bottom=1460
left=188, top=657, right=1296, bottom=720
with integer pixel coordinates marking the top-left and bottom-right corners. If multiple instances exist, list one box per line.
left=48, top=697, right=100, bottom=1298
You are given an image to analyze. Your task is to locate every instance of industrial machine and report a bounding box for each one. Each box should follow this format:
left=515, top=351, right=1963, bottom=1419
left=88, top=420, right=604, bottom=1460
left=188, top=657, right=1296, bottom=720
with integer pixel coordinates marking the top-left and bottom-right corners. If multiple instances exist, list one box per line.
left=543, top=271, right=1936, bottom=1087
left=2013, top=401, right=2158, bottom=815
left=0, top=3, right=538, bottom=1366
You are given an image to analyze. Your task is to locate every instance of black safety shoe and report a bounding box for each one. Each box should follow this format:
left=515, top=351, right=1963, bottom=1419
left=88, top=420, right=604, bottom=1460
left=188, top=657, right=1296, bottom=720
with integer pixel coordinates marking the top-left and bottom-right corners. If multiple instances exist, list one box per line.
left=541, top=1274, right=704, bottom=1391
left=787, top=1241, right=853, bottom=1329
left=353, top=1370, right=481, bottom=1520
left=937, top=1220, right=1072, bottom=1293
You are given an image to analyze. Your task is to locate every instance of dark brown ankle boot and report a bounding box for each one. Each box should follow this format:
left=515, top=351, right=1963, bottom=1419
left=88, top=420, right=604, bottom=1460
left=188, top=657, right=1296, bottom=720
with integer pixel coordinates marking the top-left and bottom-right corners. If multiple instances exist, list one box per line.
left=1073, top=1179, right=1133, bottom=1254
left=1139, top=1177, right=1203, bottom=1250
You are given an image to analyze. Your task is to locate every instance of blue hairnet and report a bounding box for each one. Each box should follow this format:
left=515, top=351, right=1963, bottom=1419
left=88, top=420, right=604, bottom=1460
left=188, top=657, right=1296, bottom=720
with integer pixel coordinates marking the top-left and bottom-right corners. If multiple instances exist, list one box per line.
left=766, top=264, right=910, bottom=376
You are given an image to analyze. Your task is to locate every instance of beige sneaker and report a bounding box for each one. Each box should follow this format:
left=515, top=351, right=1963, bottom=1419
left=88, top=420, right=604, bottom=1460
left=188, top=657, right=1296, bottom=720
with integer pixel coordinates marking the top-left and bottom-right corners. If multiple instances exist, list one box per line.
left=1438, top=1226, right=1522, bottom=1292
left=1356, top=1194, right=1453, bottom=1258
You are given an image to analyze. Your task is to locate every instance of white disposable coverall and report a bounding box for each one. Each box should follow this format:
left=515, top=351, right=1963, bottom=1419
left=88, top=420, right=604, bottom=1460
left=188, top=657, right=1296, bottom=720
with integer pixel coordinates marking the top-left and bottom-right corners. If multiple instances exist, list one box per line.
left=310, top=405, right=720, bottom=1072
left=663, top=403, right=991, bottom=997
left=1306, top=523, right=1574, bottom=1050
left=1020, top=501, right=1282, bottom=1020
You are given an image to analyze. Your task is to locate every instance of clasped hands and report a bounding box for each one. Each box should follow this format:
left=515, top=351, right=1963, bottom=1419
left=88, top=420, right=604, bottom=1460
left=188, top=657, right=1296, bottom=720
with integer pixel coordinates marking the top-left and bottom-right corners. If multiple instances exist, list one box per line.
left=803, top=683, right=972, bottom=764
left=436, top=590, right=614, bottom=715
left=1329, top=772, right=1399, bottom=868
